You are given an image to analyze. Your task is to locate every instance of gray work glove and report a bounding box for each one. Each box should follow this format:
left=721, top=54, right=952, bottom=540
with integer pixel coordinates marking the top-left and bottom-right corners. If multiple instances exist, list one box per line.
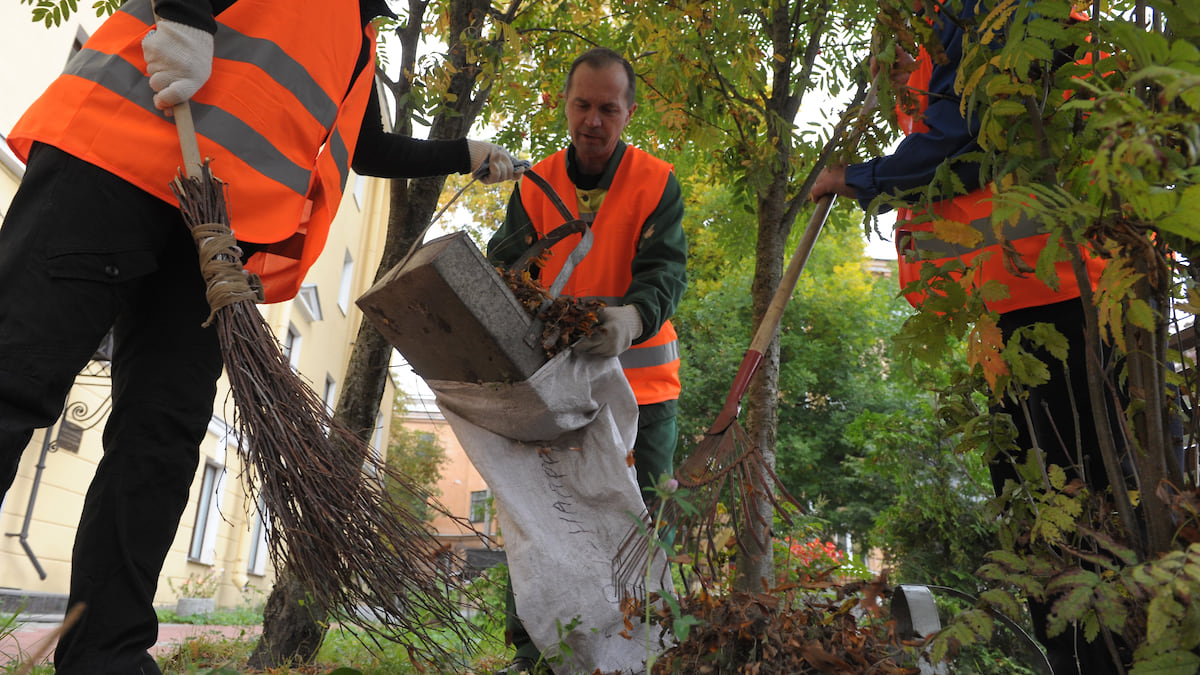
left=575, top=305, right=643, bottom=358
left=468, top=140, right=526, bottom=185
left=143, top=18, right=214, bottom=113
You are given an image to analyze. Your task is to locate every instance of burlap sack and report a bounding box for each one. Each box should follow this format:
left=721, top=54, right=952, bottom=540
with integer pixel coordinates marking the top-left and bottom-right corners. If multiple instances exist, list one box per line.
left=429, top=350, right=672, bottom=675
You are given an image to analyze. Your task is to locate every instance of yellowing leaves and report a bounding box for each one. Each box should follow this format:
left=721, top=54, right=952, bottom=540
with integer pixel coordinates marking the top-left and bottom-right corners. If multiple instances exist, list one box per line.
left=932, top=219, right=984, bottom=248
left=967, top=315, right=1010, bottom=389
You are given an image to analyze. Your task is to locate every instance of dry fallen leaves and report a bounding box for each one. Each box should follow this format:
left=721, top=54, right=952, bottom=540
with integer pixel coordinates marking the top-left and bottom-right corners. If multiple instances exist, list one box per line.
left=647, top=584, right=926, bottom=675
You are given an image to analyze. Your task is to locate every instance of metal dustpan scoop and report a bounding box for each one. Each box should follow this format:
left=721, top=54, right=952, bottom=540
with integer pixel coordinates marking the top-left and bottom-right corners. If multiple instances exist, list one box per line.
left=357, top=169, right=591, bottom=384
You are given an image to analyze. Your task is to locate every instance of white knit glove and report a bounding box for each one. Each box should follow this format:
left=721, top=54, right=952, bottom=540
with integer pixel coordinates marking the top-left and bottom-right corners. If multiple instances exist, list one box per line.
left=467, top=140, right=525, bottom=185
left=575, top=305, right=643, bottom=358
left=143, top=18, right=214, bottom=113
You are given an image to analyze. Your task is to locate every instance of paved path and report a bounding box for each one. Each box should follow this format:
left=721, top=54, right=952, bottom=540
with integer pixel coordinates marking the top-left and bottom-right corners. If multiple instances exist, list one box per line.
left=1, top=617, right=262, bottom=666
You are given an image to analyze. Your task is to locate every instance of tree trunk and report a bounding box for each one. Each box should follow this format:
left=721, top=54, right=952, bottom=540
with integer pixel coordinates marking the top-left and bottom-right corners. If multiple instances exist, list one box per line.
left=730, top=0, right=829, bottom=593
left=246, top=569, right=326, bottom=667
left=734, top=181, right=789, bottom=592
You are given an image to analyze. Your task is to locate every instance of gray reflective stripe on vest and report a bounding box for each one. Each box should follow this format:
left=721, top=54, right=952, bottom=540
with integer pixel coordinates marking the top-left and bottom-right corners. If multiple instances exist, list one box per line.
left=122, top=0, right=339, bottom=130
left=619, top=339, right=679, bottom=370
left=328, top=129, right=350, bottom=192
left=95, top=0, right=343, bottom=195
left=119, top=0, right=156, bottom=25
left=906, top=211, right=1045, bottom=259
left=66, top=50, right=314, bottom=197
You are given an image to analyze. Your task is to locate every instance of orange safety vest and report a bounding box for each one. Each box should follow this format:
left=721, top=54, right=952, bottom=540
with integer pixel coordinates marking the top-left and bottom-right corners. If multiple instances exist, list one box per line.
left=894, top=44, right=1104, bottom=315
left=520, top=148, right=682, bottom=405
left=7, top=0, right=375, bottom=303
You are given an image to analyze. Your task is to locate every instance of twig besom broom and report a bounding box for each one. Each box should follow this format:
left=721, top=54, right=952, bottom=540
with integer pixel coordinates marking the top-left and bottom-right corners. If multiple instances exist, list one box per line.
left=614, top=83, right=879, bottom=592
left=165, top=102, right=482, bottom=661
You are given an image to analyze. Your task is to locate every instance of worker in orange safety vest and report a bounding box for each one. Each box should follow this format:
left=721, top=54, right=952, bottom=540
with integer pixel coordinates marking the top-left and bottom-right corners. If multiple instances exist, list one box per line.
left=486, top=47, right=687, bottom=675
left=811, top=2, right=1137, bottom=673
left=0, top=0, right=521, bottom=671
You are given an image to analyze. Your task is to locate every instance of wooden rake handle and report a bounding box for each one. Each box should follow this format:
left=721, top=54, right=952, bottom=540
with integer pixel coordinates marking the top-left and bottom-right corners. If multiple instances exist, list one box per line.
left=707, top=82, right=878, bottom=435
left=708, top=193, right=836, bottom=434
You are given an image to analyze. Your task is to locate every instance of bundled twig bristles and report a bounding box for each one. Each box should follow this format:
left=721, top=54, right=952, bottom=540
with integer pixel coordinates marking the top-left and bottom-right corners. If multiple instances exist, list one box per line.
left=171, top=163, right=484, bottom=663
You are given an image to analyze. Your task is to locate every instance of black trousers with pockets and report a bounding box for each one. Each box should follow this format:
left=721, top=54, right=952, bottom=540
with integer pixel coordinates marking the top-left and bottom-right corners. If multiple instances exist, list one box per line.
left=0, top=144, right=224, bottom=674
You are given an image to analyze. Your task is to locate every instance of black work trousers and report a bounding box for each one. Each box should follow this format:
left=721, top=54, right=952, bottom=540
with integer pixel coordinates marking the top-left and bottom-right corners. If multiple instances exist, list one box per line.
left=990, top=300, right=1132, bottom=675
left=0, top=144, right=223, bottom=674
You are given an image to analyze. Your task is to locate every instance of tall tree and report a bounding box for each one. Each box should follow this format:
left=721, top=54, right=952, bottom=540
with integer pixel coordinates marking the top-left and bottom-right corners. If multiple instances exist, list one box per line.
left=615, top=0, right=882, bottom=588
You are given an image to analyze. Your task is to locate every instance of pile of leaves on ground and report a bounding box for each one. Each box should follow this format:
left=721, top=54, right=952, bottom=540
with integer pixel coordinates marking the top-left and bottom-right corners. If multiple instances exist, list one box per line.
left=648, top=580, right=932, bottom=675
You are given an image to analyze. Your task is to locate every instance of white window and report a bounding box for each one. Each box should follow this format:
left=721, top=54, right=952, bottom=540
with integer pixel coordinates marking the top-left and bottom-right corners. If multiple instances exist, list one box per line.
left=469, top=490, right=490, bottom=523
left=188, top=460, right=226, bottom=564
left=283, top=325, right=302, bottom=370
left=338, top=251, right=354, bottom=314
left=247, top=500, right=270, bottom=576
left=295, top=284, right=323, bottom=322
left=323, top=376, right=338, bottom=415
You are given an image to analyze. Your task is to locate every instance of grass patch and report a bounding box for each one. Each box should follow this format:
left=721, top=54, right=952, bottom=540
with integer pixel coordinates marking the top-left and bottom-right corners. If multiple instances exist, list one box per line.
left=156, top=603, right=265, bottom=626
left=157, top=630, right=256, bottom=674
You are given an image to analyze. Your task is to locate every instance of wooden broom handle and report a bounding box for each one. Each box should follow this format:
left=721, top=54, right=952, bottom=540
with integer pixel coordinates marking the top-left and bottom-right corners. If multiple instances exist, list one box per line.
left=149, top=1, right=204, bottom=177
left=171, top=101, right=204, bottom=179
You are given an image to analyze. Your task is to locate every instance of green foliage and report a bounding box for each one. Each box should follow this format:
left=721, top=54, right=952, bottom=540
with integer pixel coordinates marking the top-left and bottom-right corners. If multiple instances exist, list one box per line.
left=864, top=0, right=1200, bottom=671
left=847, top=398, right=998, bottom=591
left=23, top=0, right=76, bottom=27
left=383, top=392, right=447, bottom=524
left=0, top=607, right=53, bottom=674
left=20, top=0, right=117, bottom=25
left=930, top=606, right=995, bottom=665
left=1127, top=544, right=1200, bottom=673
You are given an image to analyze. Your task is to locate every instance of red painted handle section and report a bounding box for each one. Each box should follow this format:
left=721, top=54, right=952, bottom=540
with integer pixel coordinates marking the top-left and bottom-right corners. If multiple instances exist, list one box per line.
left=707, top=350, right=764, bottom=434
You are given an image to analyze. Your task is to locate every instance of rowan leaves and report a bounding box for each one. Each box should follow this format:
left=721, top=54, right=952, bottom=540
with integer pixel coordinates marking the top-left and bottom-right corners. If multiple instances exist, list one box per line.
left=966, top=314, right=1008, bottom=389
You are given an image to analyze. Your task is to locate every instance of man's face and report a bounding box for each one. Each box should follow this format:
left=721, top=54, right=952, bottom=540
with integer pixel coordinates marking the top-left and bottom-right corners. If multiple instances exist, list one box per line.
left=564, top=62, right=636, bottom=174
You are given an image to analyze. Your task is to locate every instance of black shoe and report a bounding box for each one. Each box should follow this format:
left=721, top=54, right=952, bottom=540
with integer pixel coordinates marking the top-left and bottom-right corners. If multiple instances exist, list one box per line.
left=495, top=656, right=541, bottom=674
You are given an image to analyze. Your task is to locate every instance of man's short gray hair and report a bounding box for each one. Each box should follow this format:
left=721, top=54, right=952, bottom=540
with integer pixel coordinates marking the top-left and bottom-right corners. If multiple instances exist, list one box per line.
left=565, top=47, right=636, bottom=106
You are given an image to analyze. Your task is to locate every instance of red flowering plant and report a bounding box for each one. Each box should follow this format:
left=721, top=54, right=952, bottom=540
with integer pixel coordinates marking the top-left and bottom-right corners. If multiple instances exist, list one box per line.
left=773, top=534, right=846, bottom=586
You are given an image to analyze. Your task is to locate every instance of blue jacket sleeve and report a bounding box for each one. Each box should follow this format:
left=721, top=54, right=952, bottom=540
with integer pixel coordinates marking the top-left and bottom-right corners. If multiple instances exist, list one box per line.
left=845, top=2, right=984, bottom=211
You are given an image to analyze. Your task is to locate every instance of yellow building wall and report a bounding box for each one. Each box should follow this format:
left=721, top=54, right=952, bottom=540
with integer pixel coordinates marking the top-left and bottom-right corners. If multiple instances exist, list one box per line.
left=0, top=9, right=395, bottom=611
left=399, top=394, right=500, bottom=552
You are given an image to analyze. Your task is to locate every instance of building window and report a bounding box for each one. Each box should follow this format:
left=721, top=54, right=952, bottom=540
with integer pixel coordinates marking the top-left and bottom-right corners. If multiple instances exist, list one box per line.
left=189, top=460, right=225, bottom=564
left=295, top=284, right=323, bottom=322
left=469, top=490, right=489, bottom=524
left=323, top=376, right=338, bottom=415
left=338, top=251, right=354, bottom=314
left=283, top=324, right=301, bottom=370
left=247, top=500, right=269, bottom=577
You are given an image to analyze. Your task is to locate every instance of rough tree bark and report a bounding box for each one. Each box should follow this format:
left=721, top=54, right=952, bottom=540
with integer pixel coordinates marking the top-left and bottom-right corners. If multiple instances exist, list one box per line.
left=733, top=0, right=829, bottom=592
